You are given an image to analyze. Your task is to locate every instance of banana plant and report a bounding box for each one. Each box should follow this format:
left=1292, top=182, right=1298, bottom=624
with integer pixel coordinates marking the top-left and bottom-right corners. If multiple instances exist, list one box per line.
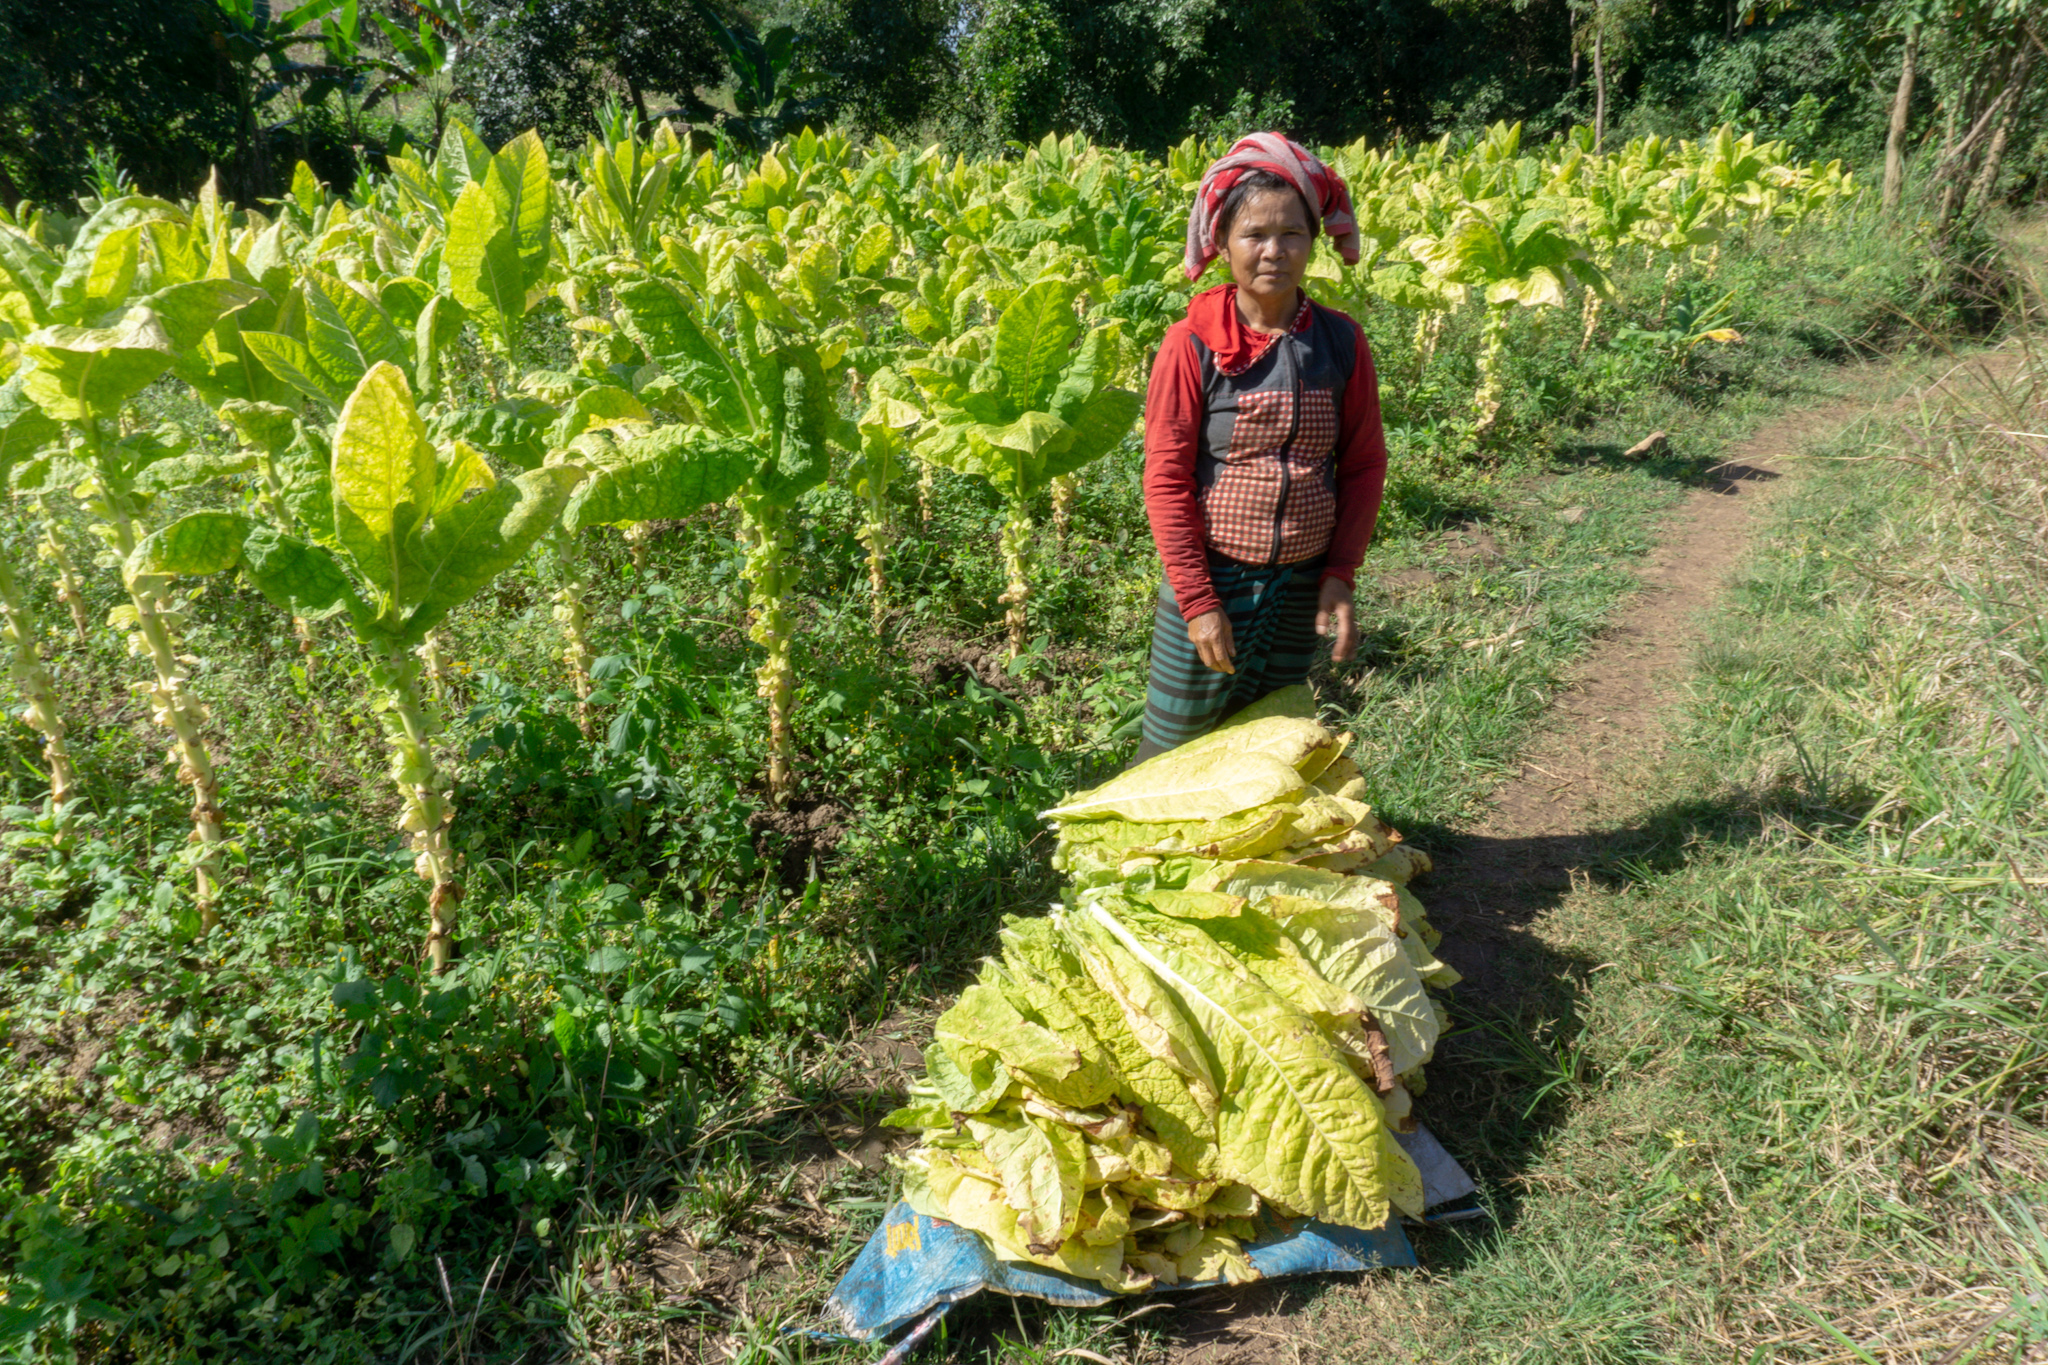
left=905, top=279, right=1141, bottom=657
left=131, top=363, right=577, bottom=970
left=613, top=239, right=854, bottom=804
left=19, top=280, right=263, bottom=928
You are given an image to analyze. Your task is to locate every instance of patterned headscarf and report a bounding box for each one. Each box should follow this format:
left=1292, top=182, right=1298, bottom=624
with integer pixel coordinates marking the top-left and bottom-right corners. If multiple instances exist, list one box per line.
left=1183, top=133, right=1361, bottom=283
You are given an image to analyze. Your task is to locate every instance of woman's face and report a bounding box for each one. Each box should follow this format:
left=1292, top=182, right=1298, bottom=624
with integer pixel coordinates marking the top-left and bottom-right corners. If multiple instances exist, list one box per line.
left=1224, top=188, right=1313, bottom=306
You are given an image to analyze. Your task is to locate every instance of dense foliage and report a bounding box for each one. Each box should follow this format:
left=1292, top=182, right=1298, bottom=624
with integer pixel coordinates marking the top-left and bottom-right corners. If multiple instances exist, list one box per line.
left=0, top=115, right=1977, bottom=1359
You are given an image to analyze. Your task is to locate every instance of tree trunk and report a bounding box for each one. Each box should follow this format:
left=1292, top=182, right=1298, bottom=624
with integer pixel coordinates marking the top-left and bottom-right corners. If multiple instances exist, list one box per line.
left=1592, top=23, right=1608, bottom=153
left=1883, top=27, right=1917, bottom=212
left=1968, top=53, right=2034, bottom=212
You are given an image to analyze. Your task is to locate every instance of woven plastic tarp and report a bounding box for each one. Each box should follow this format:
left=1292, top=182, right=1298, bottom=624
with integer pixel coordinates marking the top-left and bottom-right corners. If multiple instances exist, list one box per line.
left=825, top=1125, right=1477, bottom=1343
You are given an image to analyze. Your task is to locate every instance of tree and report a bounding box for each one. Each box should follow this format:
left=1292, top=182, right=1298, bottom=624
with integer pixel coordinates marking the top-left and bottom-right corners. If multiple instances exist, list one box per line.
left=0, top=0, right=239, bottom=204
left=464, top=0, right=725, bottom=146
left=781, top=0, right=958, bottom=134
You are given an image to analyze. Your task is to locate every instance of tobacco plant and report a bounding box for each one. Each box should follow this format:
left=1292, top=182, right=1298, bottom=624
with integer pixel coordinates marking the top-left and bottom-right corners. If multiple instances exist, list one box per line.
left=907, top=279, right=1140, bottom=657
left=134, top=363, right=576, bottom=969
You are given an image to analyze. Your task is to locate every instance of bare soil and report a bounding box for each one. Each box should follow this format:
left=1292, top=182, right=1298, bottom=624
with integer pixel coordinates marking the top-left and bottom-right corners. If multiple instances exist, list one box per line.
left=1162, top=390, right=1887, bottom=1365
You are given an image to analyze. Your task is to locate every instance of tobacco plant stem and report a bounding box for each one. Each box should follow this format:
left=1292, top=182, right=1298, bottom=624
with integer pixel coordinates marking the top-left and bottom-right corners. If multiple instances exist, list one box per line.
left=740, top=495, right=796, bottom=805
left=93, top=426, right=227, bottom=930
left=0, top=551, right=77, bottom=826
left=128, top=576, right=227, bottom=933
left=37, top=510, right=90, bottom=643
left=1473, top=306, right=1510, bottom=441
left=551, top=532, right=595, bottom=740
left=372, top=647, right=460, bottom=972
left=1050, top=474, right=1076, bottom=548
left=999, top=500, right=1033, bottom=660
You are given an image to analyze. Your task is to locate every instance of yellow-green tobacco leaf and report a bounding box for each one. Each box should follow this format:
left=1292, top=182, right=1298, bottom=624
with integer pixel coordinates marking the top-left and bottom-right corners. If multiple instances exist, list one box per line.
left=1311, top=753, right=1367, bottom=800
left=1116, top=1171, right=1223, bottom=1213
left=561, top=425, right=758, bottom=534
left=1215, top=682, right=1317, bottom=727
left=1063, top=906, right=1222, bottom=1107
left=404, top=465, right=582, bottom=638
left=1042, top=746, right=1307, bottom=823
left=124, top=511, right=250, bottom=587
left=137, top=279, right=266, bottom=350
left=940, top=974, right=1105, bottom=1108
left=21, top=312, right=175, bottom=421
left=1394, top=886, right=1462, bottom=986
left=1178, top=1231, right=1257, bottom=1285
left=1129, top=889, right=1249, bottom=922
left=925, top=1038, right=1010, bottom=1115
left=242, top=331, right=352, bottom=410
left=1267, top=907, right=1439, bottom=1076
left=992, top=278, right=1082, bottom=413
left=331, top=362, right=436, bottom=589
left=986, top=958, right=1118, bottom=1109
left=967, top=1107, right=1088, bottom=1251
left=485, top=130, right=552, bottom=288
left=1086, top=898, right=1424, bottom=1228
left=938, top=1164, right=1130, bottom=1286
left=1006, top=916, right=1218, bottom=1176
left=429, top=440, right=496, bottom=517
left=442, top=182, right=522, bottom=327
left=1081, top=1187, right=1132, bottom=1247
left=881, top=1095, right=953, bottom=1131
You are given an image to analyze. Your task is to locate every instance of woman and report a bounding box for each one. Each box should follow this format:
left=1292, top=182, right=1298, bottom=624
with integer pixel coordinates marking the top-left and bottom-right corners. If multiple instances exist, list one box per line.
left=1134, top=133, right=1389, bottom=762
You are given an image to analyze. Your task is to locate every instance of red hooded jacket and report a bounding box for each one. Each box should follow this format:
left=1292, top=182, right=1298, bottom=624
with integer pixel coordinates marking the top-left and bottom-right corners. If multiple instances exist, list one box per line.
left=1142, top=284, right=1389, bottom=622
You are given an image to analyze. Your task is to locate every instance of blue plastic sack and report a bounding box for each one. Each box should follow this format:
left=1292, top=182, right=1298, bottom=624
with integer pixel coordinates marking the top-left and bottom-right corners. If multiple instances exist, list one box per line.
left=825, top=1202, right=1416, bottom=1343
left=821, top=1123, right=1478, bottom=1347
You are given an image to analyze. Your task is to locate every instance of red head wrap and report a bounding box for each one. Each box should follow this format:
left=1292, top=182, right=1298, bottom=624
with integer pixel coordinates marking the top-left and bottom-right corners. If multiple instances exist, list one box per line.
left=1183, top=133, right=1361, bottom=283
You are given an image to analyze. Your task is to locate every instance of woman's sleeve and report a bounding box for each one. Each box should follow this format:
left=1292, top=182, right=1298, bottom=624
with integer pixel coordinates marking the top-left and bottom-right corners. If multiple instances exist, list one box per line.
left=1322, top=321, right=1390, bottom=591
left=1142, top=328, right=1221, bottom=621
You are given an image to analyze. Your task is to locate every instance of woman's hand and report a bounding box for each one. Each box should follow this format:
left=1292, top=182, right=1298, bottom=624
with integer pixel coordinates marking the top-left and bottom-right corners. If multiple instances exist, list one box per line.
left=1317, top=578, right=1358, bottom=661
left=1187, top=610, right=1236, bottom=674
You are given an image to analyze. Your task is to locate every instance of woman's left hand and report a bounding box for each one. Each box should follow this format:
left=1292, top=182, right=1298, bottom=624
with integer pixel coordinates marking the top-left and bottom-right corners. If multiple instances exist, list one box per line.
left=1316, top=578, right=1358, bottom=661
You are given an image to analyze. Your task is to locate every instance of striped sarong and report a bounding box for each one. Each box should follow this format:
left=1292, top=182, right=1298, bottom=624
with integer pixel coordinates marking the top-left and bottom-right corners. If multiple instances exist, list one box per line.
left=1135, top=557, right=1324, bottom=763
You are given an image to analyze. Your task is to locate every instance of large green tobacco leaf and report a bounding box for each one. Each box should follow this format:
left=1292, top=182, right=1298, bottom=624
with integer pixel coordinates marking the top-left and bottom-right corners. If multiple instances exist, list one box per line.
left=935, top=978, right=1110, bottom=1109
left=304, top=272, right=408, bottom=386
left=1083, top=897, right=1423, bottom=1227
left=125, top=512, right=252, bottom=586
left=332, top=362, right=436, bottom=589
left=0, top=372, right=60, bottom=464
left=402, top=465, right=580, bottom=640
left=612, top=278, right=754, bottom=434
left=993, top=279, right=1081, bottom=412
left=1044, top=388, right=1140, bottom=480
left=562, top=426, right=758, bottom=532
left=240, top=525, right=368, bottom=627
left=21, top=312, right=176, bottom=420
left=485, top=130, right=551, bottom=287
left=1263, top=903, right=1439, bottom=1075
left=137, top=279, right=266, bottom=349
left=242, top=331, right=352, bottom=410
left=442, top=182, right=524, bottom=328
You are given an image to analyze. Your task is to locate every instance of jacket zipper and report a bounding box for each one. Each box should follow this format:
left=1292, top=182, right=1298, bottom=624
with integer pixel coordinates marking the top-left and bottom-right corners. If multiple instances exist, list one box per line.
left=1268, top=330, right=1302, bottom=567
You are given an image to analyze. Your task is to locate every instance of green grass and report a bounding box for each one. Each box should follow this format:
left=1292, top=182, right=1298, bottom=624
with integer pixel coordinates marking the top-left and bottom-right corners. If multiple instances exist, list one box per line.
left=1282, top=326, right=2048, bottom=1363
left=0, top=204, right=2003, bottom=1361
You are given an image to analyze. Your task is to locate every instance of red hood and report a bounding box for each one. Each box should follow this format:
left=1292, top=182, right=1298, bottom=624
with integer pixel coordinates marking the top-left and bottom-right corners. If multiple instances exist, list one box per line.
left=1184, top=284, right=1307, bottom=373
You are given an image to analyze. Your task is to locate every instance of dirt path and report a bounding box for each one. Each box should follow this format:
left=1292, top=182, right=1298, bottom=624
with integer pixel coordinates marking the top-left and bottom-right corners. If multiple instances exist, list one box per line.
left=1170, top=382, right=1902, bottom=1365
left=1422, top=398, right=1863, bottom=996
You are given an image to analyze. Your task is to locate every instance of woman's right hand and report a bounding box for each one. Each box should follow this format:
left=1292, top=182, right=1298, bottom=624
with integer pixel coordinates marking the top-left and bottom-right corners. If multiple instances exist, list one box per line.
left=1188, top=610, right=1236, bottom=674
